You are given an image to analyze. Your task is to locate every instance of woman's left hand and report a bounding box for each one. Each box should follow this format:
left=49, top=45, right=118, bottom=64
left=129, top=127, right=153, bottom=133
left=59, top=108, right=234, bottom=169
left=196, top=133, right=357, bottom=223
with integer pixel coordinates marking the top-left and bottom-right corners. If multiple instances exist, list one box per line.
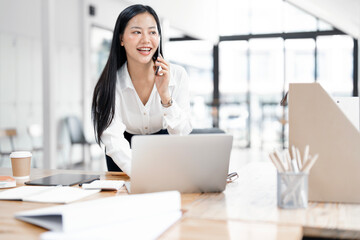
left=154, top=56, right=171, bottom=102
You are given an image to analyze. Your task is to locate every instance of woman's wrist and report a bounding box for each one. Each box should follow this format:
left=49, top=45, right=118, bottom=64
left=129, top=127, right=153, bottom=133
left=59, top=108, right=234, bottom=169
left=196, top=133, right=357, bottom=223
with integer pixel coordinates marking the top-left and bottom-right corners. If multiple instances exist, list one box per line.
left=161, top=97, right=173, bottom=108
left=160, top=92, right=172, bottom=107
left=160, top=92, right=171, bottom=104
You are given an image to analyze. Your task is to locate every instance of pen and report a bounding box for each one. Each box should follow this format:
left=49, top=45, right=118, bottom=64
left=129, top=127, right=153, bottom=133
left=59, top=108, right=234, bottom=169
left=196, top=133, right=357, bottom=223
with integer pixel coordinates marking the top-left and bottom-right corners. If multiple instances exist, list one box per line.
left=78, top=178, right=99, bottom=187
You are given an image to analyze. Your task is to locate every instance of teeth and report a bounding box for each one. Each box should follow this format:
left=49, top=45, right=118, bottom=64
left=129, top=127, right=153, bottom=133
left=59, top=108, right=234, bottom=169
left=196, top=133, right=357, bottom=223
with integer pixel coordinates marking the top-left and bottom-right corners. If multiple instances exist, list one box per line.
left=138, top=48, right=150, bottom=51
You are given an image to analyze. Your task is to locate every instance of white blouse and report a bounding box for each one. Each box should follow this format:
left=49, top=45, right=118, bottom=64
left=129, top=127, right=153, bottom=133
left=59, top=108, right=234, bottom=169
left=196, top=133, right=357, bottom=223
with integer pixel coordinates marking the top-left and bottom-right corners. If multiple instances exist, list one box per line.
left=101, top=62, right=193, bottom=176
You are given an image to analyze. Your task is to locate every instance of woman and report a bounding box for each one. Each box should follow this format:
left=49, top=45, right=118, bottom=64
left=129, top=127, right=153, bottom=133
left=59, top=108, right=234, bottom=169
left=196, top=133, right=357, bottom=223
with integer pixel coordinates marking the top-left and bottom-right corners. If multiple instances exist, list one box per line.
left=92, top=4, right=192, bottom=176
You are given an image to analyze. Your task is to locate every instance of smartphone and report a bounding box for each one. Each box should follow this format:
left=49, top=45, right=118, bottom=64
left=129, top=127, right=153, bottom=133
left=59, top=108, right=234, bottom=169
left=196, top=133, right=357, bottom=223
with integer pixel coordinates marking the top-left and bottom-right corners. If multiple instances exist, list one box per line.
left=154, top=39, right=162, bottom=75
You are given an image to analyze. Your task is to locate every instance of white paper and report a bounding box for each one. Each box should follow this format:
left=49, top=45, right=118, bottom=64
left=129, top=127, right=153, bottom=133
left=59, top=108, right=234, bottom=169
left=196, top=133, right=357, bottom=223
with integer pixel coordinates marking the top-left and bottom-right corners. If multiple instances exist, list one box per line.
left=24, top=187, right=100, bottom=203
left=0, top=186, right=100, bottom=204
left=0, top=186, right=51, bottom=200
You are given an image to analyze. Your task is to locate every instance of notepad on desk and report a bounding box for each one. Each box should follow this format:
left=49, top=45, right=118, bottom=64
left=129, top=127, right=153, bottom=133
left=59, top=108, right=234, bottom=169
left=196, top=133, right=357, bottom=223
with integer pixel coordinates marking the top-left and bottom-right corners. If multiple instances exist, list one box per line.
left=0, top=186, right=100, bottom=204
left=81, top=180, right=124, bottom=191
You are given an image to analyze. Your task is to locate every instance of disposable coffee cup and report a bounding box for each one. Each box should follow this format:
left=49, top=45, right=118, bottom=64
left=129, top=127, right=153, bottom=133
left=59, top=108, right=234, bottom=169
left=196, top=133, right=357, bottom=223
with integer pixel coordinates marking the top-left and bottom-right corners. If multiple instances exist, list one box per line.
left=10, top=151, right=32, bottom=180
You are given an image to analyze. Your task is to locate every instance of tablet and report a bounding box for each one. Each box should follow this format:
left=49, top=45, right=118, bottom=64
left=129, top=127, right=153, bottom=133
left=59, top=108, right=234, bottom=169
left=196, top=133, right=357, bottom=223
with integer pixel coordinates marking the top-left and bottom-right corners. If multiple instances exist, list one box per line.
left=24, top=174, right=100, bottom=186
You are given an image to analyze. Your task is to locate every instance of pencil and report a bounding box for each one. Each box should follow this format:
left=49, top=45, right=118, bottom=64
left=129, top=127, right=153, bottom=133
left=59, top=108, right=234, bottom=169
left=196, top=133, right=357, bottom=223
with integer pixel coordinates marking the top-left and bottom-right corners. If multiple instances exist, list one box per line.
left=303, top=145, right=310, bottom=166
left=269, top=153, right=286, bottom=172
left=301, top=154, right=319, bottom=172
left=285, top=149, right=292, bottom=172
left=274, top=149, right=287, bottom=172
left=296, top=147, right=302, bottom=170
left=291, top=145, right=297, bottom=162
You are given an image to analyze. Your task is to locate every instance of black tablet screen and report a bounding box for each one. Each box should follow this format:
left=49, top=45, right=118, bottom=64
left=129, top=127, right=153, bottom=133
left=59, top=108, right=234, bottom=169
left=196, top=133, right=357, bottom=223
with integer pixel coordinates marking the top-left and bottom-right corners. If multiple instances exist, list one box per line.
left=24, top=174, right=100, bottom=186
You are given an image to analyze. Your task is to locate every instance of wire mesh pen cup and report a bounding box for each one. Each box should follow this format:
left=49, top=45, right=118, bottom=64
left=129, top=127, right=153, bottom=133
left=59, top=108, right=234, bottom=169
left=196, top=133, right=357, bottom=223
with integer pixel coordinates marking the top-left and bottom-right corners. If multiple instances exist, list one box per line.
left=277, top=171, right=308, bottom=209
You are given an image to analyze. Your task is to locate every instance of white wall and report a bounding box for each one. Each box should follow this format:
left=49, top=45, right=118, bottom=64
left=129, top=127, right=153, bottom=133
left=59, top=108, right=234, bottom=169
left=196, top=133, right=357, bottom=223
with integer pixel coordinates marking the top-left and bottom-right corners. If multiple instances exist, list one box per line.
left=0, top=0, right=42, bottom=37
left=85, top=0, right=129, bottom=28
left=0, top=0, right=132, bottom=168
left=0, top=0, right=86, bottom=167
left=0, top=0, right=42, bottom=157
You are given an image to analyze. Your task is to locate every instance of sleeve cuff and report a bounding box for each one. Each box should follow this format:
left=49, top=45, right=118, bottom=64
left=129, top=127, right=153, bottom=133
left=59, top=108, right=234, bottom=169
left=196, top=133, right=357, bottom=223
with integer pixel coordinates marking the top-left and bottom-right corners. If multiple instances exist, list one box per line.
left=162, top=101, right=182, bottom=129
left=107, top=151, right=132, bottom=177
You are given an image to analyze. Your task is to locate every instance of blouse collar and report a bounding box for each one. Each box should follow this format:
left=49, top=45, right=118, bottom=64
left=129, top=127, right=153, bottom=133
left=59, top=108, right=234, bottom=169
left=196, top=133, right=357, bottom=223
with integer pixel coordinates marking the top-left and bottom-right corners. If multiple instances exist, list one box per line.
left=117, top=62, right=175, bottom=91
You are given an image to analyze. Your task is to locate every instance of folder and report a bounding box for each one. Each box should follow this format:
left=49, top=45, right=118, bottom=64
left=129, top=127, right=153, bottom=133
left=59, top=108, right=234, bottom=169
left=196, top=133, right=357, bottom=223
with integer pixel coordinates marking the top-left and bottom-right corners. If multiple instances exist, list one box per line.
left=15, top=191, right=182, bottom=239
left=289, top=83, right=360, bottom=203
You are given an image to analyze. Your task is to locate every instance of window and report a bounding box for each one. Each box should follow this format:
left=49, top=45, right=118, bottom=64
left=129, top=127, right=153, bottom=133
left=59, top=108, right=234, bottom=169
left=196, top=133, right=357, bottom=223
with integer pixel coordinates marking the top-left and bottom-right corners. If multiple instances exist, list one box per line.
left=317, top=35, right=353, bottom=96
left=219, top=41, right=249, bottom=147
left=165, top=40, right=214, bottom=128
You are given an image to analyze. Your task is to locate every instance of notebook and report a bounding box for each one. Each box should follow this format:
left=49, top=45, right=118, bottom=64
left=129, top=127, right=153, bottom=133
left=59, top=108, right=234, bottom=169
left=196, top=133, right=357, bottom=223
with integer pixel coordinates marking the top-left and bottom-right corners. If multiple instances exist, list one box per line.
left=128, top=134, right=233, bottom=194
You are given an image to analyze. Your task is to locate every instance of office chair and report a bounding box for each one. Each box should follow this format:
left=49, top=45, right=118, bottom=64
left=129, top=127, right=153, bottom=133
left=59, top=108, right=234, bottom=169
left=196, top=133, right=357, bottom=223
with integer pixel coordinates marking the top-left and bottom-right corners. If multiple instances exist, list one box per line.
left=27, top=124, right=43, bottom=168
left=64, top=116, right=95, bottom=169
left=0, top=128, right=17, bottom=166
left=190, top=128, right=225, bottom=134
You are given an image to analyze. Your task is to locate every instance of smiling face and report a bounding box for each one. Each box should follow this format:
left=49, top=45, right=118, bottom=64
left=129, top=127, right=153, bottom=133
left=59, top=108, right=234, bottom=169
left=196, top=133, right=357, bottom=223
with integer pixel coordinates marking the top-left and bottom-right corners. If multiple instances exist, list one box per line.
left=120, top=12, right=160, bottom=65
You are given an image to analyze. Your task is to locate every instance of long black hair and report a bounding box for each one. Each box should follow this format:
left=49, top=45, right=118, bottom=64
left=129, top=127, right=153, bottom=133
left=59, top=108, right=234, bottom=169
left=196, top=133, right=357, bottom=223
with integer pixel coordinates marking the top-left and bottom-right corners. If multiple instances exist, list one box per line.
left=92, top=4, right=163, bottom=144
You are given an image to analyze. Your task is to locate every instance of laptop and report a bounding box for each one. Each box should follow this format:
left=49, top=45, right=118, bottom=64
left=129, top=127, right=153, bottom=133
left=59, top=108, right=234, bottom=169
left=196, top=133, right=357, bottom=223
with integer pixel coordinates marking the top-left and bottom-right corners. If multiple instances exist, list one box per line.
left=126, top=134, right=233, bottom=194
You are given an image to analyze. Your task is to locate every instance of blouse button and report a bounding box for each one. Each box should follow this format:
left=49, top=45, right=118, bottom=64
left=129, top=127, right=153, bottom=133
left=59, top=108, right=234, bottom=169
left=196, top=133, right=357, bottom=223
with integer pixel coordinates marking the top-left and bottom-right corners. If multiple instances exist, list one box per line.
left=143, top=112, right=146, bottom=115
left=145, top=127, right=148, bottom=130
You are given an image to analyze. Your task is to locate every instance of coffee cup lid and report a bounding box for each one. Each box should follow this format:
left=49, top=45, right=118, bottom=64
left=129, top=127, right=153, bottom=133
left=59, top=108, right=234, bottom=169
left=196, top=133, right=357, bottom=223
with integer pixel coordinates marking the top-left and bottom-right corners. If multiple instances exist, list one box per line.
left=10, top=151, right=32, bottom=158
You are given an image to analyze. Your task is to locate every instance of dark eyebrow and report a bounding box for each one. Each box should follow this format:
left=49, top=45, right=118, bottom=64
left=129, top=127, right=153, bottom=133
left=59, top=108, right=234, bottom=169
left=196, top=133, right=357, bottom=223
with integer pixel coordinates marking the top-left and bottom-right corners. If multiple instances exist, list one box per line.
left=130, top=26, right=157, bottom=30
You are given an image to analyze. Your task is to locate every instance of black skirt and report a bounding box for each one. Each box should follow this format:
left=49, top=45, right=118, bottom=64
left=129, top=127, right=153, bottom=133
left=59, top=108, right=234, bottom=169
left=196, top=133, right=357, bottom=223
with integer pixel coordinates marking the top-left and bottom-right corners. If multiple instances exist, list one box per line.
left=105, top=129, right=169, bottom=172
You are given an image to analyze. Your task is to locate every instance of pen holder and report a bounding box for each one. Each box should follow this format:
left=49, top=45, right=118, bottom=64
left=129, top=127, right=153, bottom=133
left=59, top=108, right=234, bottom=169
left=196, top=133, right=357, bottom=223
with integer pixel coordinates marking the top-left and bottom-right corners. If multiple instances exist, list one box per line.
left=277, top=171, right=308, bottom=209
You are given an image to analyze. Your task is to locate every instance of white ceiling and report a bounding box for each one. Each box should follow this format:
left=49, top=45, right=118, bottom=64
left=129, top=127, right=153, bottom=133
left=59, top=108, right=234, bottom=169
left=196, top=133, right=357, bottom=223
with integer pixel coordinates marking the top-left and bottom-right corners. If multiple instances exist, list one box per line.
left=126, top=0, right=360, bottom=41
left=282, top=0, right=359, bottom=39
left=126, top=0, right=220, bottom=43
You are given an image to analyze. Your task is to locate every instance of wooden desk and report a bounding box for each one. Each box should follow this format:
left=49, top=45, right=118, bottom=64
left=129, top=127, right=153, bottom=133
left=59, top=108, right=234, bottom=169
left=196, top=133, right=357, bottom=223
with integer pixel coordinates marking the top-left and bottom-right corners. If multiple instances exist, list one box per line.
left=185, top=162, right=360, bottom=239
left=0, top=162, right=359, bottom=240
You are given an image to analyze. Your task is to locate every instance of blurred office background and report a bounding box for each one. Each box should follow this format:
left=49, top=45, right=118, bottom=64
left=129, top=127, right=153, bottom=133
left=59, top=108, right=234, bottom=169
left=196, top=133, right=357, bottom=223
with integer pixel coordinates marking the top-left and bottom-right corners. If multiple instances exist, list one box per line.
left=0, top=0, right=358, bottom=170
